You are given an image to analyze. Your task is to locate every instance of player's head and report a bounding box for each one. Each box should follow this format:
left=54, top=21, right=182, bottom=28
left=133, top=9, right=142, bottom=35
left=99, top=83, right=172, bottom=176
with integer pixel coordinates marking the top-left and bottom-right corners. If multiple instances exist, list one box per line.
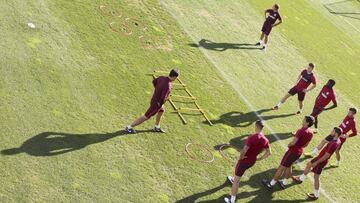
left=169, top=69, right=180, bottom=81
left=272, top=4, right=280, bottom=11
left=303, top=116, right=315, bottom=128
left=326, top=79, right=336, bottom=88
left=255, top=120, right=264, bottom=131
left=307, top=63, right=315, bottom=72
left=348, top=107, right=357, bottom=117
left=331, top=127, right=343, bottom=137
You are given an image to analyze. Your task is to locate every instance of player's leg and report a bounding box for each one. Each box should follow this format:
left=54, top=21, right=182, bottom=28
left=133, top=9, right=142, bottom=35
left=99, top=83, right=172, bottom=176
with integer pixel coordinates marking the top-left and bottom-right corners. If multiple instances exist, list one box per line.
left=256, top=32, right=265, bottom=46
left=225, top=162, right=252, bottom=203
left=293, top=160, right=313, bottom=183
left=125, top=115, right=149, bottom=133
left=266, top=165, right=285, bottom=188
left=313, top=116, right=318, bottom=132
left=154, top=108, right=166, bottom=133
left=334, top=148, right=341, bottom=166
left=262, top=34, right=269, bottom=50
left=297, top=92, right=305, bottom=114
left=229, top=175, right=241, bottom=203
left=274, top=93, right=292, bottom=110
left=307, top=174, right=320, bottom=200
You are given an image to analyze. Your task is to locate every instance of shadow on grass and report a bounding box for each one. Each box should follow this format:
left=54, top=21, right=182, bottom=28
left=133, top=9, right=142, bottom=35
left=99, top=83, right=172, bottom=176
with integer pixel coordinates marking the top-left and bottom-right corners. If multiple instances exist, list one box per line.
left=188, top=39, right=261, bottom=51
left=176, top=168, right=308, bottom=203
left=1, top=129, right=153, bottom=156
left=208, top=108, right=296, bottom=128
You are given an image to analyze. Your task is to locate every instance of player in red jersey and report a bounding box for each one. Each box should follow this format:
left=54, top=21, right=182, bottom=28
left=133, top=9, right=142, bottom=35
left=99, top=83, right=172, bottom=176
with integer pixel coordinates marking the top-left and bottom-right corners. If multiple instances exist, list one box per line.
left=125, top=69, right=179, bottom=134
left=255, top=4, right=282, bottom=51
left=262, top=116, right=314, bottom=189
left=224, top=120, right=272, bottom=203
left=311, top=79, right=337, bottom=133
left=306, top=108, right=357, bottom=167
left=292, top=127, right=342, bottom=200
left=273, top=63, right=317, bottom=114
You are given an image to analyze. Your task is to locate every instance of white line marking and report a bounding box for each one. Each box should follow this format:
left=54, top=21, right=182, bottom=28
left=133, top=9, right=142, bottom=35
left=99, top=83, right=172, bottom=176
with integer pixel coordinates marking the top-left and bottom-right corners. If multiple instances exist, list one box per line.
left=160, top=1, right=336, bottom=202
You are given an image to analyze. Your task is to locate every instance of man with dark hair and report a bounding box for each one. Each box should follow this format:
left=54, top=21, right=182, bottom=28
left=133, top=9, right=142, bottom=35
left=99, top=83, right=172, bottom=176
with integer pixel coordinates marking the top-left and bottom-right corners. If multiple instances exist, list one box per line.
left=306, top=108, right=357, bottom=166
left=224, top=120, right=272, bottom=203
left=125, top=69, right=180, bottom=134
left=311, top=79, right=337, bottom=133
left=262, top=116, right=314, bottom=189
left=292, top=127, right=342, bottom=200
left=273, top=63, right=317, bottom=114
left=255, top=4, right=282, bottom=51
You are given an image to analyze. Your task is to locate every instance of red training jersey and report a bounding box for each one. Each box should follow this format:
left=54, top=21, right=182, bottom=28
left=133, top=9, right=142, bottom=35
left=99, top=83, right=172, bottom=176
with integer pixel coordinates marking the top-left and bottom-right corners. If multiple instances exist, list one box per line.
left=151, top=76, right=172, bottom=105
left=339, top=116, right=357, bottom=142
left=265, top=9, right=282, bottom=25
left=314, top=85, right=336, bottom=108
left=295, top=69, right=316, bottom=91
left=242, top=132, right=270, bottom=164
left=317, top=138, right=341, bottom=163
left=289, top=127, right=314, bottom=155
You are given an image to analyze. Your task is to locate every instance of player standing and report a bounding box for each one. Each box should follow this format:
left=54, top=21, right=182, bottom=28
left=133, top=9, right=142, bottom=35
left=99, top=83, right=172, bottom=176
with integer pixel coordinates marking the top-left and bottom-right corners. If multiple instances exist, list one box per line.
left=224, top=120, right=272, bottom=203
left=273, top=63, right=317, bottom=114
left=262, top=116, right=314, bottom=189
left=306, top=108, right=357, bottom=166
left=255, top=4, right=282, bottom=51
left=125, top=69, right=179, bottom=134
left=311, top=79, right=337, bottom=133
left=292, top=127, right=342, bottom=200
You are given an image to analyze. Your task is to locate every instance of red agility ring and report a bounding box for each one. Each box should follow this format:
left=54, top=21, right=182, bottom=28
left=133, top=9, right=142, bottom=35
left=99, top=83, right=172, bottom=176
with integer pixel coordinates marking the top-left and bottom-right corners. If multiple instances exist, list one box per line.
left=99, top=5, right=122, bottom=17
left=185, top=143, right=214, bottom=163
left=219, top=144, right=238, bottom=163
left=109, top=20, right=133, bottom=35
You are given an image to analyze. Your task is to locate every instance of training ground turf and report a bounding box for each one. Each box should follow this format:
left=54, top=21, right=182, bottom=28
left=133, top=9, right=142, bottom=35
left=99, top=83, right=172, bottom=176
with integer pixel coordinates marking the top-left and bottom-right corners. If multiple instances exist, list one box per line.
left=1, top=0, right=360, bottom=202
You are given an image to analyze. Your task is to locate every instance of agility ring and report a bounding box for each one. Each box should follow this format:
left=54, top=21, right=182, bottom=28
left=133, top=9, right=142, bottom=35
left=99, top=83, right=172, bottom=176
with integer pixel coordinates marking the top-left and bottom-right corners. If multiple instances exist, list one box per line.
left=123, top=17, right=145, bottom=32
left=99, top=5, right=122, bottom=17
left=185, top=143, right=214, bottom=163
left=139, top=35, right=157, bottom=49
left=219, top=144, right=238, bottom=163
left=109, top=20, right=133, bottom=35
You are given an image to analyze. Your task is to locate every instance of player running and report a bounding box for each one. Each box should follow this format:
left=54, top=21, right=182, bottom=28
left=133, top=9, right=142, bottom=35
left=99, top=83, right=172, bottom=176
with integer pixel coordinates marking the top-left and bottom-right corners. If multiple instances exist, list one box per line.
left=262, top=116, right=314, bottom=189
left=306, top=108, right=357, bottom=166
left=292, top=127, right=342, bottom=200
left=311, top=79, right=337, bottom=133
left=273, top=63, right=317, bottom=114
left=255, top=4, right=282, bottom=51
left=125, top=69, right=179, bottom=134
left=224, top=120, right=272, bottom=203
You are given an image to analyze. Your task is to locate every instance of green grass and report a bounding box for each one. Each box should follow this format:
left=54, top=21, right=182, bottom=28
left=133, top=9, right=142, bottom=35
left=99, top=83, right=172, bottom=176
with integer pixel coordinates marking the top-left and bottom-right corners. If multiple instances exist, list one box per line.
left=1, top=0, right=359, bottom=202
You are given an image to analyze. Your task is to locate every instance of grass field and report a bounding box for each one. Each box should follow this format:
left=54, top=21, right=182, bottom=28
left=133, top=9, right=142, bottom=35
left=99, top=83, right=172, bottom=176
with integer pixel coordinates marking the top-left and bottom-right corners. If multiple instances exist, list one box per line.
left=1, top=0, right=360, bottom=202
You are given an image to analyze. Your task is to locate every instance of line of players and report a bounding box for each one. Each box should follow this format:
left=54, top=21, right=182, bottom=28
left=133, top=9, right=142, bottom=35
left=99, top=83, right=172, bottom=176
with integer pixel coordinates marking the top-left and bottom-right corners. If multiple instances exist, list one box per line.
left=224, top=63, right=357, bottom=203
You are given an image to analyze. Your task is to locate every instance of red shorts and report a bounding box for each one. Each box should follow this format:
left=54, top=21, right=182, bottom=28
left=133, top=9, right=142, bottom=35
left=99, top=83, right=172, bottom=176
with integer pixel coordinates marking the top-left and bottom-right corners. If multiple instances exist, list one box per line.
left=288, top=86, right=306, bottom=101
left=311, top=106, right=324, bottom=118
left=261, top=22, right=273, bottom=35
left=235, top=160, right=255, bottom=177
left=280, top=150, right=301, bottom=168
left=311, top=157, right=328, bottom=175
left=144, top=102, right=164, bottom=118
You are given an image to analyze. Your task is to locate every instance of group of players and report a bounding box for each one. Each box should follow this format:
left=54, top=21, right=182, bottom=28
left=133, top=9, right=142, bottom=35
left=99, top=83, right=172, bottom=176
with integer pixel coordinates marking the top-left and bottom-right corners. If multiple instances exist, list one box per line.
left=123, top=3, right=358, bottom=203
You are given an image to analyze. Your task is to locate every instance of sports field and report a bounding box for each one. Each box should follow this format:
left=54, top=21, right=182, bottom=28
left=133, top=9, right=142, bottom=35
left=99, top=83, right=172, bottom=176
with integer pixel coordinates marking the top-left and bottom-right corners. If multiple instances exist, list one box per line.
left=1, top=0, right=360, bottom=202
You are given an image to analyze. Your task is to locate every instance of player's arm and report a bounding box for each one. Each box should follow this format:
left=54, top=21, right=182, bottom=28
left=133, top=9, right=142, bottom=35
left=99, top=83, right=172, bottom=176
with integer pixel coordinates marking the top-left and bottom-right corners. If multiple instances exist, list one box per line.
left=264, top=9, right=269, bottom=19
left=288, top=137, right=299, bottom=147
left=257, top=147, right=272, bottom=161
left=158, top=85, right=170, bottom=107
left=311, top=135, right=331, bottom=155
left=304, top=83, right=316, bottom=92
left=325, top=94, right=338, bottom=110
left=272, top=18, right=282, bottom=27
left=239, top=145, right=249, bottom=160
left=312, top=152, right=330, bottom=166
left=347, top=125, right=357, bottom=138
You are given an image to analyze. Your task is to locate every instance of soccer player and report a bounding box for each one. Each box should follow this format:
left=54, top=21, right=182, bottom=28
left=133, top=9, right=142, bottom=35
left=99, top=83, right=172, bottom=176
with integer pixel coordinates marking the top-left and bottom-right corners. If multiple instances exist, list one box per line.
left=255, top=4, right=282, bottom=51
left=306, top=108, right=357, bottom=166
left=262, top=116, right=314, bottom=189
left=125, top=69, right=179, bottom=134
left=224, top=120, right=272, bottom=203
left=273, top=63, right=317, bottom=114
left=311, top=79, right=337, bottom=133
left=292, top=127, right=342, bottom=200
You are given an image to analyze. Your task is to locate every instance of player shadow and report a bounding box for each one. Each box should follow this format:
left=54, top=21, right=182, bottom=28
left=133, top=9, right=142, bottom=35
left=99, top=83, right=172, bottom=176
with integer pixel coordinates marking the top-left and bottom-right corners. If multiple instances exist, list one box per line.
left=208, top=108, right=296, bottom=128
left=176, top=168, right=305, bottom=203
left=323, top=0, right=360, bottom=20
left=188, top=39, right=261, bottom=51
left=1, top=129, right=152, bottom=157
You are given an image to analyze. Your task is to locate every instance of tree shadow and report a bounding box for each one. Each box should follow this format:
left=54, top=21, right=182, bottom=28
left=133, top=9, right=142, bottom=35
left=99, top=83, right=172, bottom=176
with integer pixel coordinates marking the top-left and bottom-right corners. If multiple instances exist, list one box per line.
left=188, top=39, right=261, bottom=51
left=208, top=108, right=296, bottom=128
left=1, top=129, right=152, bottom=157
left=323, top=0, right=360, bottom=20
left=176, top=168, right=306, bottom=203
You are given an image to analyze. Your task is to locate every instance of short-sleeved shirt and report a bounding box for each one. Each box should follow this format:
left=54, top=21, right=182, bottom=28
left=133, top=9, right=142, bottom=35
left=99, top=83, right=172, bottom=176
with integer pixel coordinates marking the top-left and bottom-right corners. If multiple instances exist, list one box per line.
left=315, top=86, right=337, bottom=108
left=339, top=116, right=357, bottom=141
left=242, top=133, right=270, bottom=164
left=288, top=127, right=314, bottom=155
left=151, top=76, right=172, bottom=105
left=295, top=69, right=317, bottom=91
left=317, top=138, right=341, bottom=163
left=265, top=9, right=282, bottom=25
